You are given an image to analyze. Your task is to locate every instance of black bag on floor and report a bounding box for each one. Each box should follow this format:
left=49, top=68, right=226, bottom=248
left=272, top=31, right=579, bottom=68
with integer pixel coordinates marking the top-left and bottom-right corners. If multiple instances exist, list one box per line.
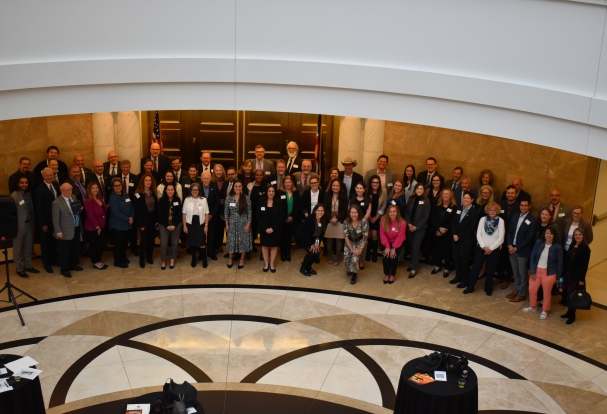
left=163, top=378, right=197, bottom=408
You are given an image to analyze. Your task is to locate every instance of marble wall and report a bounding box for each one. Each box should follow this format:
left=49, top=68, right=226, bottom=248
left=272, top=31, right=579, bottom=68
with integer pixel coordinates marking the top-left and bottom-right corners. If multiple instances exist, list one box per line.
left=0, top=114, right=94, bottom=194
left=383, top=121, right=600, bottom=220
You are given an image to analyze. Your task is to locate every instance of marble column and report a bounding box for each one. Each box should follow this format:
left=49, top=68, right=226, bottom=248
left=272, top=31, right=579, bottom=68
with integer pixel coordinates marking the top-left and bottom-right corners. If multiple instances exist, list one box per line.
left=116, top=111, right=142, bottom=174
left=361, top=119, right=385, bottom=174
left=92, top=112, right=116, bottom=163
left=338, top=117, right=363, bottom=174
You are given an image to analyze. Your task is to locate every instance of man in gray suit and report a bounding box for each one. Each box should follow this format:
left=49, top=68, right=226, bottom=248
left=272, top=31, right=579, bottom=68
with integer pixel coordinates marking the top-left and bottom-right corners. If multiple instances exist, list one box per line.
left=52, top=183, right=83, bottom=278
left=363, top=154, right=396, bottom=191
left=11, top=177, right=39, bottom=278
left=248, top=145, right=276, bottom=177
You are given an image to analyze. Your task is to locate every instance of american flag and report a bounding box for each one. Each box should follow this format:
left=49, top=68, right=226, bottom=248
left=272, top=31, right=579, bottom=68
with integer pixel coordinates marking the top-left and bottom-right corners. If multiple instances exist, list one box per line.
left=152, top=110, right=163, bottom=154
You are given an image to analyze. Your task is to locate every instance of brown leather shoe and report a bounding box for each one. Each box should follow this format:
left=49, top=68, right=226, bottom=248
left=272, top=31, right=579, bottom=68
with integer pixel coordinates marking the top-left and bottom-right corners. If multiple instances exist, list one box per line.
left=505, top=291, right=517, bottom=298
left=509, top=295, right=526, bottom=303
left=492, top=277, right=501, bottom=285
left=500, top=281, right=509, bottom=289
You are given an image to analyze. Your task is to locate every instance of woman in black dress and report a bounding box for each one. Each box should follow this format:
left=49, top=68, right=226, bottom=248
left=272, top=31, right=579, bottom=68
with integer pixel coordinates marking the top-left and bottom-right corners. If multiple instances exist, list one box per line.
left=258, top=186, right=284, bottom=272
left=366, top=174, right=387, bottom=263
left=134, top=173, right=158, bottom=268
left=560, top=228, right=591, bottom=324
left=182, top=183, right=210, bottom=268
left=430, top=188, right=457, bottom=277
left=296, top=204, right=327, bottom=276
left=158, top=183, right=182, bottom=270
left=424, top=175, right=444, bottom=264
left=248, top=169, right=268, bottom=258
left=279, top=175, right=301, bottom=262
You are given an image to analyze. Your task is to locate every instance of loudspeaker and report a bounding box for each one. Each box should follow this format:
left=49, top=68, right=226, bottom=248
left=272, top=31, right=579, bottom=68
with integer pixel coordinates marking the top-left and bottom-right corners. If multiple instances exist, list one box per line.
left=0, top=196, right=18, bottom=241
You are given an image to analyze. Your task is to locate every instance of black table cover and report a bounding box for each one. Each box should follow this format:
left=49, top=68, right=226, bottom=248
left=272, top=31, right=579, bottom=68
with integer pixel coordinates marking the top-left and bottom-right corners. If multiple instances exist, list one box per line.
left=0, top=354, right=46, bottom=414
left=122, top=391, right=205, bottom=413
left=393, top=357, right=478, bottom=414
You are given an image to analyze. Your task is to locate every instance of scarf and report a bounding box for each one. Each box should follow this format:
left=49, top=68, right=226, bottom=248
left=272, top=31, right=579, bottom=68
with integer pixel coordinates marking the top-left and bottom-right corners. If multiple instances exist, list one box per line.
left=484, top=215, right=499, bottom=235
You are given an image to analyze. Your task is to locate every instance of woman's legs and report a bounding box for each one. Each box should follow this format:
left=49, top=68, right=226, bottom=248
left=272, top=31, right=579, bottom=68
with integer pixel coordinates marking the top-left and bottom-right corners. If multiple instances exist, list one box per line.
left=540, top=271, right=557, bottom=312
left=325, top=238, right=335, bottom=263
left=528, top=270, right=543, bottom=308
left=170, top=229, right=180, bottom=260
left=262, top=246, right=270, bottom=268
left=270, top=247, right=278, bottom=269
left=158, top=225, right=169, bottom=263
left=334, top=239, right=344, bottom=264
left=390, top=246, right=404, bottom=276
left=409, top=229, right=426, bottom=272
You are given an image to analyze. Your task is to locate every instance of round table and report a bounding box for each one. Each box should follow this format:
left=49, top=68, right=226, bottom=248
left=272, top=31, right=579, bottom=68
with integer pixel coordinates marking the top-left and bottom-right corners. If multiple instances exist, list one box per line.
left=0, top=354, right=46, bottom=414
left=122, top=391, right=205, bottom=413
left=393, top=357, right=478, bottom=414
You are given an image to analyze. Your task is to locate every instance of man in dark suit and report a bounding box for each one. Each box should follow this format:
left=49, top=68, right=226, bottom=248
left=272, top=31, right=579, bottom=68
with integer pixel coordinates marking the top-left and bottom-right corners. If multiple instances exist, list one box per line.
left=33, top=146, right=69, bottom=178
left=8, top=156, right=37, bottom=193
left=495, top=185, right=520, bottom=289
left=92, top=160, right=112, bottom=202
left=506, top=199, right=538, bottom=303
left=417, top=157, right=444, bottom=189
left=268, top=159, right=287, bottom=190
left=201, top=171, right=220, bottom=260
left=139, top=158, right=160, bottom=185
left=293, top=160, right=320, bottom=195
left=119, top=160, right=139, bottom=255
left=170, top=157, right=186, bottom=184
left=52, top=183, right=83, bottom=278
left=103, top=151, right=121, bottom=177
left=283, top=141, right=303, bottom=176
left=450, top=191, right=478, bottom=291
left=453, top=177, right=477, bottom=206
left=338, top=157, right=363, bottom=199
left=540, top=188, right=572, bottom=242
left=49, top=160, right=67, bottom=185
left=140, top=143, right=170, bottom=176
left=34, top=167, right=60, bottom=273
left=73, top=154, right=94, bottom=187
left=444, top=167, right=464, bottom=192
left=196, top=151, right=215, bottom=175
left=65, top=165, right=88, bottom=202
left=501, top=178, right=531, bottom=204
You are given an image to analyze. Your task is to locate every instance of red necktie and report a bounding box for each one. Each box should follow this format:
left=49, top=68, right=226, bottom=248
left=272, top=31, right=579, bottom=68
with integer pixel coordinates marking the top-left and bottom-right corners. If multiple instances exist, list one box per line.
left=123, top=176, right=128, bottom=191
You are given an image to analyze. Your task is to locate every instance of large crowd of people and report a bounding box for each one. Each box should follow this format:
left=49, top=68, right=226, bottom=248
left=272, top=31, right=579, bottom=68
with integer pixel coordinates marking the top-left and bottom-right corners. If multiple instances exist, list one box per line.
left=8, top=142, right=593, bottom=324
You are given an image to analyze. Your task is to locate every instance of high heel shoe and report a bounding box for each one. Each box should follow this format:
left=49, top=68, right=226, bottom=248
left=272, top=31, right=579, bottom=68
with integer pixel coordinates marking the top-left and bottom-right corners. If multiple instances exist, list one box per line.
left=270, top=267, right=276, bottom=273
left=169, top=260, right=175, bottom=270
left=431, top=267, right=442, bottom=275
left=389, top=275, right=395, bottom=284
left=383, top=275, right=389, bottom=284
left=161, top=262, right=166, bottom=270
left=238, top=260, right=245, bottom=269
left=263, top=267, right=269, bottom=272
left=227, top=261, right=233, bottom=269
left=443, top=270, right=450, bottom=278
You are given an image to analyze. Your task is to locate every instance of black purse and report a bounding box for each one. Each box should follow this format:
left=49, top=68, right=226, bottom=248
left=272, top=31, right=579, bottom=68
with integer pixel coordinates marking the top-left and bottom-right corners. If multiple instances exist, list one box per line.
left=163, top=378, right=197, bottom=408
left=568, top=290, right=592, bottom=310
left=445, top=353, right=468, bottom=375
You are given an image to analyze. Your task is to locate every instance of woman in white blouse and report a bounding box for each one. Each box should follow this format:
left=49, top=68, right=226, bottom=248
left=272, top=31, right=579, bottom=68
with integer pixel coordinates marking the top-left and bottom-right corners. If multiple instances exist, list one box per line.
left=464, top=201, right=505, bottom=296
left=182, top=183, right=210, bottom=268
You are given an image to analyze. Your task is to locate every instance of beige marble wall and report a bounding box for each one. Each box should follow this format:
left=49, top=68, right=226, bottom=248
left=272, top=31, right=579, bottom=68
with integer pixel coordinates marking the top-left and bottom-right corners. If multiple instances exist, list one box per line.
left=0, top=114, right=94, bottom=194
left=383, top=121, right=600, bottom=220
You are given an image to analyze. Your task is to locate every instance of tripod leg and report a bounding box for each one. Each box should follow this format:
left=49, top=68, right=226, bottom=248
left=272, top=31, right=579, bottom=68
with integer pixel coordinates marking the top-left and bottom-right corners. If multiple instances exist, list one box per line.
left=7, top=284, right=25, bottom=326
left=10, top=285, right=38, bottom=302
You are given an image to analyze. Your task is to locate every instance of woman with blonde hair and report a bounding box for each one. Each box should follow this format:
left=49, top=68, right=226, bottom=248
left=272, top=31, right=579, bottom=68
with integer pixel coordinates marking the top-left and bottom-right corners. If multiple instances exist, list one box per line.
left=475, top=185, right=494, bottom=218
left=430, top=188, right=457, bottom=277
left=380, top=205, right=407, bottom=284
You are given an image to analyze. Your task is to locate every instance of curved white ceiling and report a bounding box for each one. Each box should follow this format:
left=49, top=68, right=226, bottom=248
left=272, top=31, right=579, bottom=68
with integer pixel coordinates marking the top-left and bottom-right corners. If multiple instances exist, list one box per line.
left=1, top=0, right=606, bottom=158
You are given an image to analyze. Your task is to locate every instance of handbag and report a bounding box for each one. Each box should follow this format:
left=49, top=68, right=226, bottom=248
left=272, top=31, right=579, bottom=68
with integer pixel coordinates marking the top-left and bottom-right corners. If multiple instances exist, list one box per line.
left=163, top=378, right=197, bottom=408
left=568, top=290, right=592, bottom=310
left=172, top=395, right=187, bottom=414
left=445, top=353, right=468, bottom=375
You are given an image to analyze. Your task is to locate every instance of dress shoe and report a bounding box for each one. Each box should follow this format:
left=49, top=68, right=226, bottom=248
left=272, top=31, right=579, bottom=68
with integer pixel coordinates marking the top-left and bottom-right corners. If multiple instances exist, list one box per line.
left=16, top=271, right=29, bottom=278
left=114, top=263, right=128, bottom=268
left=24, top=267, right=40, bottom=274
left=44, top=265, right=54, bottom=273
left=161, top=264, right=166, bottom=270
left=566, top=316, right=576, bottom=324
left=350, top=273, right=357, bottom=284
left=492, top=277, right=501, bottom=285
left=389, top=276, right=395, bottom=284
left=299, top=265, right=311, bottom=277
left=500, top=281, right=509, bottom=289
left=456, top=282, right=467, bottom=289
left=463, top=288, right=474, bottom=294
left=286, top=255, right=291, bottom=262
left=448, top=278, right=461, bottom=285
left=70, top=266, right=84, bottom=271
left=61, top=271, right=73, bottom=278
left=431, top=267, right=442, bottom=275
left=280, top=255, right=286, bottom=262
left=443, top=270, right=450, bottom=278
left=408, top=272, right=416, bottom=279
left=309, top=268, right=317, bottom=275
left=209, top=254, right=217, bottom=261
left=486, top=291, right=493, bottom=296
left=383, top=275, right=389, bottom=284
left=506, top=291, right=517, bottom=298
left=509, top=295, right=526, bottom=303
left=263, top=267, right=269, bottom=272
left=147, top=259, right=154, bottom=265
left=561, top=310, right=573, bottom=319
left=270, top=267, right=276, bottom=273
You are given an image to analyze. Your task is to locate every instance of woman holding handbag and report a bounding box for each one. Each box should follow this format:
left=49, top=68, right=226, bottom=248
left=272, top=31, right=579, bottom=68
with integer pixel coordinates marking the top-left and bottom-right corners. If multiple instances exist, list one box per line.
left=560, top=228, right=591, bottom=324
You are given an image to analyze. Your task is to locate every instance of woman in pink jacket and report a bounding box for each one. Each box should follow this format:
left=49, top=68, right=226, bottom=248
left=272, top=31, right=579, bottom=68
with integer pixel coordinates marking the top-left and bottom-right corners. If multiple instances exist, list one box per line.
left=84, top=182, right=109, bottom=270
left=380, top=205, right=407, bottom=284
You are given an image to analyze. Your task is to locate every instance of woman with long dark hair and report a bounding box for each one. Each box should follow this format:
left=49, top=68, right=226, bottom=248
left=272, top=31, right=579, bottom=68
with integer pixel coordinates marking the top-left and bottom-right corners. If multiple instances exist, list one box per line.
left=248, top=169, right=268, bottom=259
left=405, top=183, right=431, bottom=278
left=296, top=204, right=327, bottom=276
left=366, top=174, right=387, bottom=263
left=323, top=179, right=348, bottom=265
left=224, top=180, right=252, bottom=269
left=84, top=182, right=108, bottom=270
left=560, top=229, right=591, bottom=324
left=279, top=175, right=300, bottom=262
left=133, top=173, right=158, bottom=268
left=258, top=186, right=284, bottom=272
left=402, top=164, right=417, bottom=203
left=158, top=183, right=182, bottom=269
left=157, top=170, right=183, bottom=200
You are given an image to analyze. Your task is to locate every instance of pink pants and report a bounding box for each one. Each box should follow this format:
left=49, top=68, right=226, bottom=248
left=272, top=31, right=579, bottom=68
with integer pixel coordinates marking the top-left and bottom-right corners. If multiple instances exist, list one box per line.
left=529, top=267, right=556, bottom=311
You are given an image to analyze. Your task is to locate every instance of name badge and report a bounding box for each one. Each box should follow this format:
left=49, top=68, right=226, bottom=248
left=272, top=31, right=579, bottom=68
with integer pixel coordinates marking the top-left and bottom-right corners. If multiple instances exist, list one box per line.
left=134, top=193, right=140, bottom=199
left=259, top=192, right=264, bottom=195
left=261, top=207, right=266, bottom=211
left=525, top=219, right=531, bottom=225
left=265, top=171, right=271, bottom=175
left=360, top=202, right=365, bottom=206
left=280, top=195, right=286, bottom=199
left=229, top=203, right=236, bottom=207
left=271, top=180, right=277, bottom=185
left=129, top=182, right=134, bottom=187
left=125, top=198, right=131, bottom=203
left=19, top=200, right=25, bottom=205
left=184, top=184, right=190, bottom=188
left=387, top=183, right=393, bottom=187
left=297, top=181, right=301, bottom=184
left=293, top=164, right=299, bottom=168
left=391, top=227, right=397, bottom=232
left=419, top=201, right=424, bottom=205
left=500, top=209, right=504, bottom=213
left=318, top=223, right=322, bottom=227
left=456, top=210, right=462, bottom=214
left=198, top=203, right=202, bottom=207
left=173, top=202, right=179, bottom=206
left=558, top=213, right=565, bottom=217
left=447, top=208, right=452, bottom=213
left=391, top=200, right=396, bottom=205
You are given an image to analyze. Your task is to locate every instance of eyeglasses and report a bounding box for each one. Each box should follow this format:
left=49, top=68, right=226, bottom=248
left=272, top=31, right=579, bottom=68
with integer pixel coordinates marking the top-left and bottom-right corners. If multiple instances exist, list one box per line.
left=113, top=184, right=121, bottom=187
left=310, top=182, right=319, bottom=185
left=371, top=181, right=380, bottom=185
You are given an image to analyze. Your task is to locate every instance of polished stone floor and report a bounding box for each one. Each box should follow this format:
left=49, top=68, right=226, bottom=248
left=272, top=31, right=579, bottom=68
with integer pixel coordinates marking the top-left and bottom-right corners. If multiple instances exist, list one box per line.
left=1, top=248, right=607, bottom=413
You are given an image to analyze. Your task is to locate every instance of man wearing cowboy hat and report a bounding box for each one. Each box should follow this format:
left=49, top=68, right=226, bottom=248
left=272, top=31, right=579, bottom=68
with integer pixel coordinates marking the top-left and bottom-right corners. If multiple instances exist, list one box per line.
left=339, top=157, right=363, bottom=199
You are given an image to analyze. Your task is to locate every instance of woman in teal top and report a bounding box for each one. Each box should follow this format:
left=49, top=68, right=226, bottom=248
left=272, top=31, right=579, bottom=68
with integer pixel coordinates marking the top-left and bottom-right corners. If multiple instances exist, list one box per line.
left=279, top=175, right=301, bottom=262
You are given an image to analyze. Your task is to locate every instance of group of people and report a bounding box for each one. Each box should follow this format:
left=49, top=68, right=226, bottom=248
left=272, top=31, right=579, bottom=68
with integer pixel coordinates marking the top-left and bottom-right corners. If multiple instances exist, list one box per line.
left=8, top=145, right=593, bottom=323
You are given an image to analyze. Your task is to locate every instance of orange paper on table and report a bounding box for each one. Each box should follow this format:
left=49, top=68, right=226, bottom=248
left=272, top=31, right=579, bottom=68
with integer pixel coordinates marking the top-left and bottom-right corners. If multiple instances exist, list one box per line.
left=408, top=372, right=436, bottom=385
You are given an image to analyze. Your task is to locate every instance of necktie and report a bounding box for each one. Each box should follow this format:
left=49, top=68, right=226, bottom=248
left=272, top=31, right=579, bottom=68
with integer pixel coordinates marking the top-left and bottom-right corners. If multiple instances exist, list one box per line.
left=551, top=205, right=557, bottom=221
left=77, top=182, right=86, bottom=197
left=99, top=176, right=105, bottom=196
left=452, top=182, right=457, bottom=191
left=257, top=162, right=263, bottom=171
left=303, top=175, right=309, bottom=188
left=153, top=158, right=158, bottom=172
left=427, top=174, right=431, bottom=186
left=287, top=158, right=293, bottom=172
left=111, top=165, right=116, bottom=176
left=123, top=176, right=128, bottom=191
left=175, top=171, right=179, bottom=182
left=81, top=168, right=86, bottom=184
left=49, top=183, right=57, bottom=198
left=54, top=173, right=59, bottom=183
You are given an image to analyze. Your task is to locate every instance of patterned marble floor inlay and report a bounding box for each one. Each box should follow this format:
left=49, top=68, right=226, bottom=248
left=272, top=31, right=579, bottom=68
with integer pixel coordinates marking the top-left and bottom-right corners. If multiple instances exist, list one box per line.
left=2, top=286, right=607, bottom=413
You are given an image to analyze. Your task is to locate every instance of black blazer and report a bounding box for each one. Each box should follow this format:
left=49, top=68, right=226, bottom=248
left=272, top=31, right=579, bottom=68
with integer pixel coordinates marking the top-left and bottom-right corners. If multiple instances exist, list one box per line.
left=296, top=214, right=325, bottom=249
left=133, top=192, right=159, bottom=228
left=92, top=173, right=113, bottom=202
left=430, top=204, right=457, bottom=234
left=283, top=155, right=303, bottom=175
left=157, top=196, right=182, bottom=227
left=501, top=188, right=531, bottom=204
left=141, top=155, right=170, bottom=176
left=323, top=192, right=348, bottom=223
left=33, top=181, right=60, bottom=229
left=33, top=159, right=68, bottom=177
left=201, top=183, right=220, bottom=218
left=8, top=170, right=38, bottom=194
left=182, top=177, right=201, bottom=198
left=257, top=198, right=285, bottom=234
left=338, top=171, right=364, bottom=199
left=417, top=171, right=444, bottom=189
left=564, top=244, right=591, bottom=283
left=103, top=161, right=122, bottom=177
left=453, top=187, right=478, bottom=207
left=278, top=190, right=301, bottom=223
left=196, top=162, right=215, bottom=175
left=405, top=197, right=431, bottom=230
left=119, top=174, right=139, bottom=198
left=452, top=206, right=479, bottom=244
left=301, top=189, right=325, bottom=217
left=507, top=213, right=538, bottom=258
